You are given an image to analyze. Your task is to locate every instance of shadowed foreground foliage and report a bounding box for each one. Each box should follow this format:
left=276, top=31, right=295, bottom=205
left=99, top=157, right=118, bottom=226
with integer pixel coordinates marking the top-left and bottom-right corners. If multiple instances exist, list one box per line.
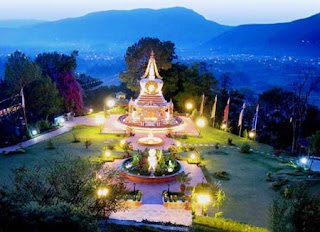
left=0, top=155, right=127, bottom=232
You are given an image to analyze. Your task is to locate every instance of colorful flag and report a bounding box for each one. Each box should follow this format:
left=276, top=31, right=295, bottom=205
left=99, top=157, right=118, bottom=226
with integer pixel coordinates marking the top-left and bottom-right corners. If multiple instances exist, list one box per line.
left=238, top=102, right=246, bottom=127
left=211, top=95, right=217, bottom=119
left=252, top=104, right=259, bottom=131
left=199, top=93, right=205, bottom=116
left=21, top=88, right=25, bottom=108
left=223, top=98, right=230, bottom=124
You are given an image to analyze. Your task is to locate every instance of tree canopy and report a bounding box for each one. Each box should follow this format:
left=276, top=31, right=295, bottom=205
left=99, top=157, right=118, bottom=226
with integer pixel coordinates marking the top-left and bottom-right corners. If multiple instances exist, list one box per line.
left=5, top=50, right=41, bottom=93
left=120, top=37, right=177, bottom=92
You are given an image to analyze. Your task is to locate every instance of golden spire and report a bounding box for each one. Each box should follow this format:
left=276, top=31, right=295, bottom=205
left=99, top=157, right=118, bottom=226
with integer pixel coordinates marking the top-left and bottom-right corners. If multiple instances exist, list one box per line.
left=140, top=51, right=162, bottom=80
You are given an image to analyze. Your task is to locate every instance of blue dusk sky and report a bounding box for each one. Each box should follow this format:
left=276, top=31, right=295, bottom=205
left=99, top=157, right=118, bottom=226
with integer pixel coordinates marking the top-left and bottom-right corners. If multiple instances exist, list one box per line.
left=0, top=0, right=319, bottom=25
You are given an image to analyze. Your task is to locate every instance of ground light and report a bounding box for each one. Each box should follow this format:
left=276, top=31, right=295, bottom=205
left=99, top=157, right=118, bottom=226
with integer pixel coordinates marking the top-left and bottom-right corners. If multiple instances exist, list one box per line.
left=106, top=99, right=115, bottom=108
left=300, top=157, right=308, bottom=165
left=31, top=129, right=38, bottom=136
left=190, top=153, right=197, bottom=160
left=95, top=115, right=105, bottom=125
left=185, top=102, right=193, bottom=111
left=249, top=130, right=255, bottom=139
left=120, top=139, right=126, bottom=146
left=97, top=187, right=109, bottom=198
left=197, top=194, right=211, bottom=216
left=221, top=123, right=227, bottom=130
left=176, top=141, right=181, bottom=147
left=196, top=117, right=206, bottom=128
left=105, top=151, right=111, bottom=158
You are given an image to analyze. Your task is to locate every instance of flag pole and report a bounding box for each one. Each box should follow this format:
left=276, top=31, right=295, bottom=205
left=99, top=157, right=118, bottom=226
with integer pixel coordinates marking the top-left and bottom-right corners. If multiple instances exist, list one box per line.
left=21, top=87, right=29, bottom=131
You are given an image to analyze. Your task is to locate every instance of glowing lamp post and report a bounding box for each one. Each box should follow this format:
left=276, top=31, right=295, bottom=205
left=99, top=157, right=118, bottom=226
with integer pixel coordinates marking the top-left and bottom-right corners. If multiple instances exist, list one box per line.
left=95, top=115, right=105, bottom=125
left=31, top=129, right=38, bottom=136
left=197, top=194, right=210, bottom=216
left=221, top=123, right=227, bottom=130
left=120, top=139, right=126, bottom=146
left=196, top=118, right=206, bottom=128
left=248, top=130, right=255, bottom=140
left=106, top=99, right=115, bottom=108
left=300, top=157, right=308, bottom=168
left=97, top=187, right=109, bottom=198
left=185, top=102, right=193, bottom=111
left=105, top=150, right=111, bottom=158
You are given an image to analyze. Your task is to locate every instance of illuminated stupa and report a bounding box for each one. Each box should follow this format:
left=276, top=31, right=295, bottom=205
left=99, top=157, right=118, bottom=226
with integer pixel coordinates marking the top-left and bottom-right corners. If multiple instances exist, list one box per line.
left=125, top=51, right=174, bottom=126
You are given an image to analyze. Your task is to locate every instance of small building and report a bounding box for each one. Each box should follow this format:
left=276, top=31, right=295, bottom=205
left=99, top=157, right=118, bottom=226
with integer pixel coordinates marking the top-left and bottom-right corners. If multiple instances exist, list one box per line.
left=115, top=92, right=127, bottom=100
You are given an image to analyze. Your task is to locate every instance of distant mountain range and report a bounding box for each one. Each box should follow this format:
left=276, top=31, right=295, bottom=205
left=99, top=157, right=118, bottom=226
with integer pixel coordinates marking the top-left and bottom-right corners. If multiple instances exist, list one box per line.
left=0, top=7, right=319, bottom=56
left=0, top=19, right=46, bottom=28
left=203, top=13, right=320, bottom=56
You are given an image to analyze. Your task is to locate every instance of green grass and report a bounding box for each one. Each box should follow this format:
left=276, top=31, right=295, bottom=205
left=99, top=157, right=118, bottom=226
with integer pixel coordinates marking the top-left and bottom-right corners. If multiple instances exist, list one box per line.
left=193, top=216, right=268, bottom=232
left=177, top=127, right=273, bottom=153
left=187, top=146, right=295, bottom=228
left=0, top=125, right=125, bottom=183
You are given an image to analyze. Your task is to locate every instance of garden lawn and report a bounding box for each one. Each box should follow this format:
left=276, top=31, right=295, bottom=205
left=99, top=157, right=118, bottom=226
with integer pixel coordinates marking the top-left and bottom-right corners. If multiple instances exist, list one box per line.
left=199, top=147, right=295, bottom=228
left=177, top=127, right=273, bottom=153
left=179, top=147, right=295, bottom=228
left=0, top=125, right=125, bottom=183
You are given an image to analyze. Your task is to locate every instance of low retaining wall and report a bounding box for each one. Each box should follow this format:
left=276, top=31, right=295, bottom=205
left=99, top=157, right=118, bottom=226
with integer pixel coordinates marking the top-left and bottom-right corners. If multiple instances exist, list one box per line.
left=119, top=159, right=184, bottom=183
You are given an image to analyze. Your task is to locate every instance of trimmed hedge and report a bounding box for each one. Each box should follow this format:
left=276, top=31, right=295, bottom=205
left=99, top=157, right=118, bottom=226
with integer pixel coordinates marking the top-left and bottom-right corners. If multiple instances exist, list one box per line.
left=193, top=216, right=269, bottom=232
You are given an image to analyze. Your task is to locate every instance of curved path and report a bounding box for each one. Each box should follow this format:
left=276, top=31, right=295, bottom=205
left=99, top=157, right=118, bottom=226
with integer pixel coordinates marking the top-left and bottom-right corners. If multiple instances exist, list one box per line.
left=0, top=116, right=96, bottom=153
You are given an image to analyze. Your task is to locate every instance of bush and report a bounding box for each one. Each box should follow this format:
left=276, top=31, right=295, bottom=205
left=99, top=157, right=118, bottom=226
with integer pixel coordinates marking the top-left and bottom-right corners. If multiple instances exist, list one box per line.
left=73, top=133, right=81, bottom=143
left=193, top=216, right=268, bottom=232
left=240, top=143, right=251, bottom=153
left=36, top=119, right=51, bottom=132
left=47, top=139, right=55, bottom=150
left=181, top=134, right=189, bottom=139
left=85, top=139, right=92, bottom=149
left=242, top=129, right=248, bottom=138
left=107, top=144, right=115, bottom=150
left=214, top=171, right=230, bottom=180
left=228, top=138, right=233, bottom=145
left=215, top=143, right=220, bottom=149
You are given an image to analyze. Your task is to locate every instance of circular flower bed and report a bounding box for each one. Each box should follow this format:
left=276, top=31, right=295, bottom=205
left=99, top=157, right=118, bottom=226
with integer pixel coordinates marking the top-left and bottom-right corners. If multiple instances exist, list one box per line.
left=122, top=149, right=181, bottom=177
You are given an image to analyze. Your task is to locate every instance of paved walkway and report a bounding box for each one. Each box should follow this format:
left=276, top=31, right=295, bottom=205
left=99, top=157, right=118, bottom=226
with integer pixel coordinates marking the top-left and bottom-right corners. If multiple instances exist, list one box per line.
left=0, top=116, right=96, bottom=153
left=105, top=160, right=205, bottom=226
left=110, top=204, right=192, bottom=226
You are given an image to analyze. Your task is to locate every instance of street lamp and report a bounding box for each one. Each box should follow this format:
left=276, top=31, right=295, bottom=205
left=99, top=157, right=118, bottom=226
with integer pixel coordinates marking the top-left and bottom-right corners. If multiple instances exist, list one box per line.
left=185, top=102, right=193, bottom=111
left=97, top=187, right=109, bottom=198
left=196, top=118, right=206, bottom=128
left=197, top=194, right=210, bottom=216
left=95, top=115, right=105, bottom=125
left=105, top=150, right=111, bottom=158
left=106, top=99, right=115, bottom=108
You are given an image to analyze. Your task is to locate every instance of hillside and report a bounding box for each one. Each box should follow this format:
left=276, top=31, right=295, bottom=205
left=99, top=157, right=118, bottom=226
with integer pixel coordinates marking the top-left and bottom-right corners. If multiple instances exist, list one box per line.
left=203, top=13, right=320, bottom=56
left=0, top=7, right=231, bottom=53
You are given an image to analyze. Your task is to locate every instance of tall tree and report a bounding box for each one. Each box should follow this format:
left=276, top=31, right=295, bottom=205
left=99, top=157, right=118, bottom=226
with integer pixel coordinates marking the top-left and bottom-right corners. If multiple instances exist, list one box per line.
left=36, top=51, right=84, bottom=114
left=120, top=37, right=177, bottom=92
left=25, top=76, right=63, bottom=121
left=291, top=67, right=320, bottom=153
left=4, top=51, right=41, bottom=129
